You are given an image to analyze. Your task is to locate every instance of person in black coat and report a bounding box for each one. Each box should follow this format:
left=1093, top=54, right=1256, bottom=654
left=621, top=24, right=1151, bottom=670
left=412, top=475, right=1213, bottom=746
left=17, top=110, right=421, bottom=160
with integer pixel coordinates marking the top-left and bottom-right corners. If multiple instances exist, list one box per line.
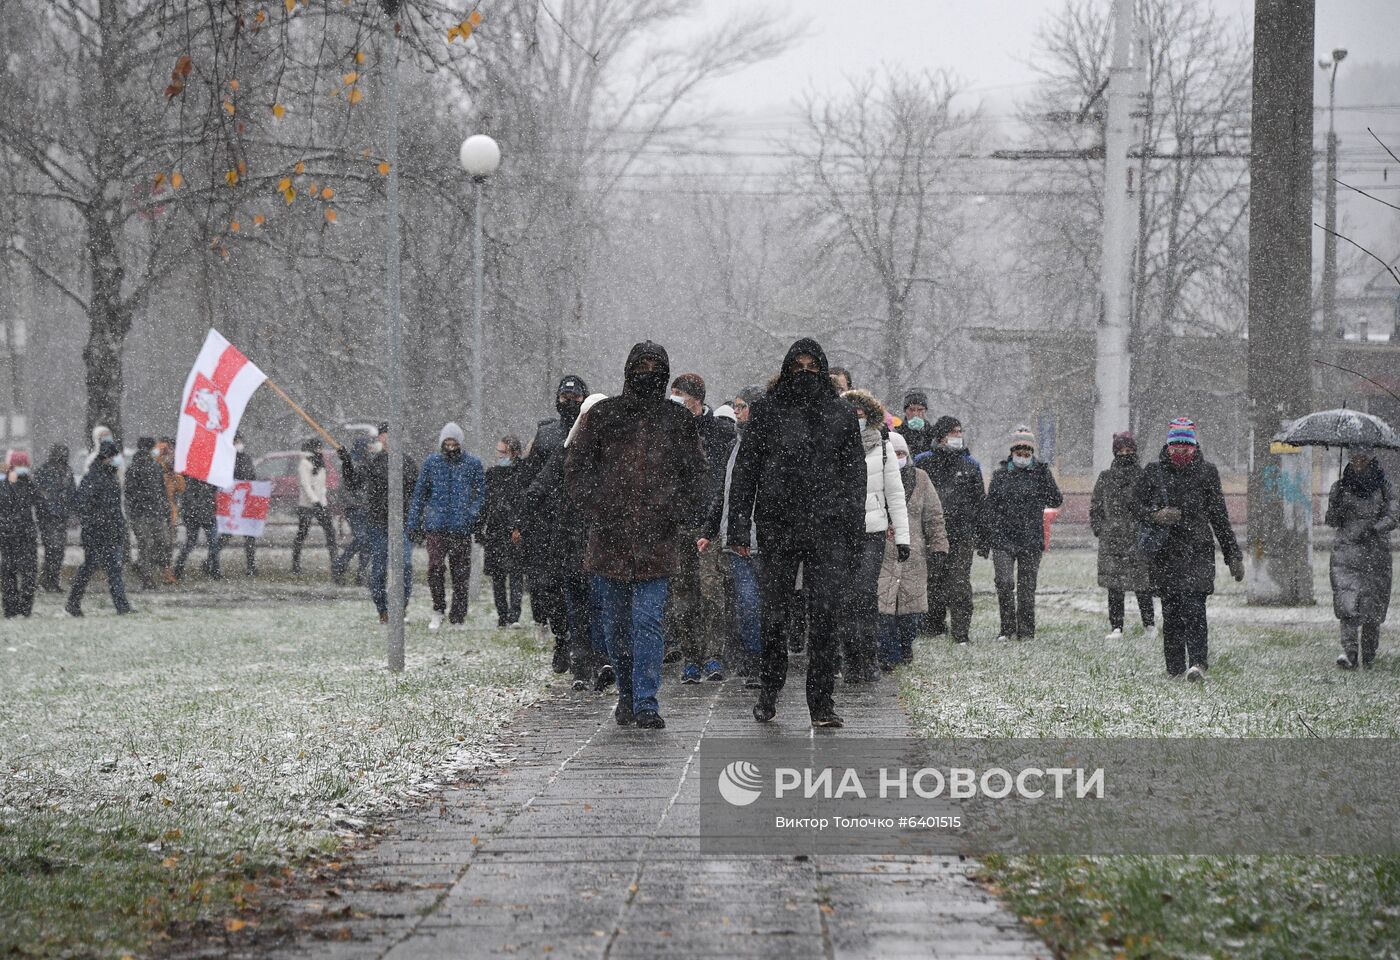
left=65, top=439, right=132, bottom=616
left=727, top=337, right=866, bottom=728
left=917, top=415, right=985, bottom=642
left=477, top=435, right=525, bottom=626
left=0, top=452, right=41, bottom=617
left=337, top=423, right=418, bottom=622
left=174, top=476, right=221, bottom=580
left=1133, top=418, right=1244, bottom=680
left=125, top=437, right=172, bottom=590
left=895, top=390, right=937, bottom=458
left=515, top=374, right=589, bottom=665
left=332, top=436, right=373, bottom=586
left=224, top=432, right=260, bottom=577
left=34, top=443, right=76, bottom=591
left=978, top=426, right=1063, bottom=640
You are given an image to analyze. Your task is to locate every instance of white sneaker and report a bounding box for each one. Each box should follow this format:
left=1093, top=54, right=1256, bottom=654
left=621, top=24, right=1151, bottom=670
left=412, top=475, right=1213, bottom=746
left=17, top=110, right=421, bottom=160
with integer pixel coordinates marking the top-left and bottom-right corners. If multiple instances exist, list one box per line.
left=1105, top=628, right=1124, bottom=641
left=1142, top=625, right=1157, bottom=641
left=1186, top=664, right=1206, bottom=682
left=535, top=623, right=548, bottom=645
left=429, top=613, right=443, bottom=631
left=995, top=634, right=1013, bottom=643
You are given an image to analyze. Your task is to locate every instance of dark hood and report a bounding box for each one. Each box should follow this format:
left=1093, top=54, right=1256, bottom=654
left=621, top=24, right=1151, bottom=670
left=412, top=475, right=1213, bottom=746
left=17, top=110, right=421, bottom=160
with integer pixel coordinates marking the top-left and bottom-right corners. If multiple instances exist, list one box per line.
left=47, top=444, right=69, bottom=465
left=773, top=337, right=835, bottom=406
left=622, top=341, right=671, bottom=400
left=781, top=337, right=829, bottom=376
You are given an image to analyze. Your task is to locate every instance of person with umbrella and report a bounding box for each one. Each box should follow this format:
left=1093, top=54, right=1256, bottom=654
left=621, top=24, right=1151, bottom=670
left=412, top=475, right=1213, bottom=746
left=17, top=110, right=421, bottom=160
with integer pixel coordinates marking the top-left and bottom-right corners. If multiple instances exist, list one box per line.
left=1325, top=446, right=1397, bottom=670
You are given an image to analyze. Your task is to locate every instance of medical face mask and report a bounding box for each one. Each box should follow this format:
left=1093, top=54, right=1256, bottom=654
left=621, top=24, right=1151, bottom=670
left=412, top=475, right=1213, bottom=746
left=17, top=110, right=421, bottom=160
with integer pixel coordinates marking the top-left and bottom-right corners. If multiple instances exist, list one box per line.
left=1011, top=453, right=1033, bottom=469
left=369, top=441, right=384, bottom=455
left=670, top=394, right=687, bottom=406
left=13, top=466, right=30, bottom=478
left=907, top=417, right=926, bottom=431
left=896, top=455, right=908, bottom=469
left=497, top=457, right=513, bottom=468
left=109, top=455, right=124, bottom=470
left=857, top=417, right=867, bottom=432
left=944, top=436, right=964, bottom=450
left=234, top=443, right=245, bottom=453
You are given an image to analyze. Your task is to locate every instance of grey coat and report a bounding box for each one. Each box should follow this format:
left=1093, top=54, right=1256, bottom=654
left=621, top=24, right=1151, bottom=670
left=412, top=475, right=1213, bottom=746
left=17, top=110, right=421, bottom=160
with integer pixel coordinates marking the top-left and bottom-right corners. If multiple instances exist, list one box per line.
left=1325, top=467, right=1397, bottom=623
left=1090, top=456, right=1150, bottom=592
left=879, top=468, right=948, bottom=615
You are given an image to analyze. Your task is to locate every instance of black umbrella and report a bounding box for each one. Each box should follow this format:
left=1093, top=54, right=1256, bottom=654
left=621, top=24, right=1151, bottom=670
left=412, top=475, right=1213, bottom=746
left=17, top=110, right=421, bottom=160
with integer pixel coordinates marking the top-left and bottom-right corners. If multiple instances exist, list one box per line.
left=1275, top=409, right=1400, bottom=450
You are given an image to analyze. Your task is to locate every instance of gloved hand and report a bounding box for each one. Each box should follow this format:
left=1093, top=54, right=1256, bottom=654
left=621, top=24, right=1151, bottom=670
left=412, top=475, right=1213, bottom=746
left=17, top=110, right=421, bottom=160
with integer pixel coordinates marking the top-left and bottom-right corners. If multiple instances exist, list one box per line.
left=336, top=446, right=352, bottom=468
left=897, top=544, right=910, bottom=563
left=1229, top=556, right=1245, bottom=582
left=1152, top=506, right=1182, bottom=526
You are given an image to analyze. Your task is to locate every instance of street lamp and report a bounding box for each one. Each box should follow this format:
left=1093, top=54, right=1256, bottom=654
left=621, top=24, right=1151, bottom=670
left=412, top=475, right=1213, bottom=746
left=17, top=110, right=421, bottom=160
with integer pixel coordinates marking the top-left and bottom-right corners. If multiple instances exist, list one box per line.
left=459, top=134, right=500, bottom=457
left=1319, top=48, right=1347, bottom=345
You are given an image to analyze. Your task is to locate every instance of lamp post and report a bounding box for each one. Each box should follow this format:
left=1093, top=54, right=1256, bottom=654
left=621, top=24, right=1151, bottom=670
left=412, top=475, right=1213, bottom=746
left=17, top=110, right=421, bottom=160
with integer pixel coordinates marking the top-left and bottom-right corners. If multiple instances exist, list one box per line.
left=1319, top=48, right=1346, bottom=345
left=459, top=134, right=500, bottom=458
left=381, top=0, right=405, bottom=673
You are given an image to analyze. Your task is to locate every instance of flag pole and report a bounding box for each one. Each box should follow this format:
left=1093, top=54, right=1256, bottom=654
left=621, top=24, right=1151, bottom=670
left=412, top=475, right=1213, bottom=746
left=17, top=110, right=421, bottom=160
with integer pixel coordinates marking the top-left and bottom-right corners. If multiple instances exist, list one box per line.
left=262, top=378, right=342, bottom=450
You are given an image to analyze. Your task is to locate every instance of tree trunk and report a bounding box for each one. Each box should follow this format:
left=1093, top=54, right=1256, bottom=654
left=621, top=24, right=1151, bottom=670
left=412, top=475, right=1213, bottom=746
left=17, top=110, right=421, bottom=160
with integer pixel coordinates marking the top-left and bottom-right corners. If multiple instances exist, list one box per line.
left=82, top=210, right=131, bottom=441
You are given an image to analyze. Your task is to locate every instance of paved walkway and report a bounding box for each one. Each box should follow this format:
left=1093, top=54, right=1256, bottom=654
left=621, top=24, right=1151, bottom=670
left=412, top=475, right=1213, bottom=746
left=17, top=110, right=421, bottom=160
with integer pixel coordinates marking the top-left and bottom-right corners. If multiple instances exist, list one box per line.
left=247, top=670, right=1046, bottom=959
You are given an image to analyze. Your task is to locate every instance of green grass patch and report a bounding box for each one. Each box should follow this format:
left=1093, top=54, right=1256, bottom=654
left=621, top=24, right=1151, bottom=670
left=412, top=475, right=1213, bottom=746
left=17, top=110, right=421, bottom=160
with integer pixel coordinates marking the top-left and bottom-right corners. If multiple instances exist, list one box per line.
left=902, top=548, right=1400, bottom=959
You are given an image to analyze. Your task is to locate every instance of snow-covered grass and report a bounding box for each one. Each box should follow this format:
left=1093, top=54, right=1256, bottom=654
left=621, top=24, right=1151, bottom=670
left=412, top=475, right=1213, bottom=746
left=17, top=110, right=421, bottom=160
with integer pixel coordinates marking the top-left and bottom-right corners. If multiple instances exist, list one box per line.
left=901, top=547, right=1400, bottom=959
left=0, top=580, right=550, bottom=957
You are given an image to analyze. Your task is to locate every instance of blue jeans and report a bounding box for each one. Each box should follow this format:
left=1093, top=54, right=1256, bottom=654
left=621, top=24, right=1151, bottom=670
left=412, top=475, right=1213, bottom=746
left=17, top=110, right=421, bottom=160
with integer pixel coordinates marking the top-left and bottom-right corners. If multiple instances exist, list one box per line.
left=729, top=552, right=761, bottom=658
left=879, top=614, right=922, bottom=666
left=67, top=541, right=130, bottom=613
left=335, top=507, right=371, bottom=578
left=592, top=576, right=669, bottom=715
left=366, top=526, right=413, bottom=617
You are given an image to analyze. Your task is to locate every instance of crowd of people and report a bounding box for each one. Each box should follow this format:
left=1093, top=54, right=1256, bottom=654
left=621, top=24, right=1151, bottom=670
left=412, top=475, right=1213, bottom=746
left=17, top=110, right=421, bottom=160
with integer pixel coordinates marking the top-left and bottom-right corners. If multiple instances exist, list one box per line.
left=2, top=337, right=1394, bottom=727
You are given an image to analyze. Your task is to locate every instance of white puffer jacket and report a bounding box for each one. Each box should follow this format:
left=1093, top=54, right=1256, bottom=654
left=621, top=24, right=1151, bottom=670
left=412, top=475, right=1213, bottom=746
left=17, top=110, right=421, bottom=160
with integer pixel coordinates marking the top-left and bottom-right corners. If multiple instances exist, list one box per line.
left=861, top=429, right=910, bottom=545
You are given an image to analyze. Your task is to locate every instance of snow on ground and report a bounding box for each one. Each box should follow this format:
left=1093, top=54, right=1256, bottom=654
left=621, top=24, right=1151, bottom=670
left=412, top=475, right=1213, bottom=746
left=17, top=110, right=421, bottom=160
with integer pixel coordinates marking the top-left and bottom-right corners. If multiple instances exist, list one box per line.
left=0, top=578, right=550, bottom=865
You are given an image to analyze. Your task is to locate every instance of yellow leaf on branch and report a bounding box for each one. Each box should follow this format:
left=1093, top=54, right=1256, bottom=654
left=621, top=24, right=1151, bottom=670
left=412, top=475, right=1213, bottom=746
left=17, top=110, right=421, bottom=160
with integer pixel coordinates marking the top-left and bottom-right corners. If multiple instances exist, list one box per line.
left=342, top=71, right=358, bottom=85
left=223, top=100, right=235, bottom=115
left=282, top=187, right=296, bottom=204
left=294, top=161, right=305, bottom=174
left=152, top=173, right=165, bottom=190
left=377, top=161, right=390, bottom=176
left=253, top=214, right=265, bottom=226
left=284, top=0, right=295, bottom=12
left=321, top=186, right=334, bottom=200
left=277, top=177, right=291, bottom=192
left=225, top=170, right=239, bottom=186
left=325, top=209, right=337, bottom=223
left=470, top=10, right=483, bottom=25
left=170, top=172, right=183, bottom=190
left=230, top=221, right=240, bottom=232
left=347, top=88, right=364, bottom=105
left=355, top=50, right=366, bottom=65
left=229, top=79, right=240, bottom=91
left=272, top=103, right=286, bottom=119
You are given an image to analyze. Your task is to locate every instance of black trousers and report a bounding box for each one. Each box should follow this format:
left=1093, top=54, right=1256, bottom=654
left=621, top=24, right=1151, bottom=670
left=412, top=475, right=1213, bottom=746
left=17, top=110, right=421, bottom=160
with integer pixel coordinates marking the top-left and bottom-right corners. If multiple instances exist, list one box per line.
left=1160, top=592, right=1209, bottom=675
left=426, top=532, right=472, bottom=622
left=756, top=533, right=854, bottom=715
left=174, top=521, right=221, bottom=577
left=492, top=569, right=524, bottom=624
left=0, top=532, right=38, bottom=617
left=928, top=539, right=975, bottom=641
left=840, top=532, right=887, bottom=675
left=292, top=505, right=337, bottom=570
left=992, top=549, right=1042, bottom=638
left=1108, top=589, right=1155, bottom=630
left=38, top=517, right=66, bottom=590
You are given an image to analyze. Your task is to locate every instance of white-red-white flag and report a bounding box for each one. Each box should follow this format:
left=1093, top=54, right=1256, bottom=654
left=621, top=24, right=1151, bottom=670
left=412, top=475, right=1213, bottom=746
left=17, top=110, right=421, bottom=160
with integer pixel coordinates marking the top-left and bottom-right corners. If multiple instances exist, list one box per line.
left=175, top=329, right=266, bottom=488
left=217, top=480, right=272, bottom=537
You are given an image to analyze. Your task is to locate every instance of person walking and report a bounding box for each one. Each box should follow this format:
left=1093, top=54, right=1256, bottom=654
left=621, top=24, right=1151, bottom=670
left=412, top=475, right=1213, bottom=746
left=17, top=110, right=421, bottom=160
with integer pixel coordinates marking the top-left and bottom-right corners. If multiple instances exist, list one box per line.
left=878, top=432, right=947, bottom=668
left=156, top=438, right=181, bottom=584
left=0, top=452, right=41, bottom=617
left=338, top=424, right=417, bottom=624
left=515, top=375, right=589, bottom=667
left=34, top=443, right=76, bottom=592
left=125, top=438, right=172, bottom=590
left=1325, top=446, right=1397, bottom=670
left=173, top=476, right=222, bottom=580
left=1090, top=431, right=1156, bottom=640
left=408, top=423, right=485, bottom=629
left=565, top=342, right=707, bottom=730
left=65, top=439, right=132, bottom=616
left=979, top=426, right=1062, bottom=641
left=332, top=437, right=373, bottom=586
left=1134, top=418, right=1244, bottom=680
left=918, top=416, right=985, bottom=643
left=226, top=433, right=260, bottom=577
left=840, top=389, right=911, bottom=682
left=668, top=372, right=736, bottom=683
left=895, top=390, right=937, bottom=459
left=291, top=438, right=337, bottom=574
left=727, top=338, right=866, bottom=728
left=478, top=435, right=525, bottom=627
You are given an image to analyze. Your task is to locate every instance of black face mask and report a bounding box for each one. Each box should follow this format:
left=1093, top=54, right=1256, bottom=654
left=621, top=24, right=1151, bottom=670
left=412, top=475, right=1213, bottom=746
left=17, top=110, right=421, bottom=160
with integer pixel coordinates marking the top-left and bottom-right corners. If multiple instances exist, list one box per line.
left=443, top=446, right=463, bottom=461
left=557, top=398, right=583, bottom=427
left=626, top=369, right=669, bottom=399
left=789, top=370, right=825, bottom=400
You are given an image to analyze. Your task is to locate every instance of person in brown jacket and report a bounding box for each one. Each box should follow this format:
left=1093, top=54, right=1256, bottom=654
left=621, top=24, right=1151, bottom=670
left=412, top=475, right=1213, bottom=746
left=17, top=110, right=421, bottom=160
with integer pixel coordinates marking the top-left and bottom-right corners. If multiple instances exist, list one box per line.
left=564, top=341, right=708, bottom=730
left=878, top=432, right=948, bottom=667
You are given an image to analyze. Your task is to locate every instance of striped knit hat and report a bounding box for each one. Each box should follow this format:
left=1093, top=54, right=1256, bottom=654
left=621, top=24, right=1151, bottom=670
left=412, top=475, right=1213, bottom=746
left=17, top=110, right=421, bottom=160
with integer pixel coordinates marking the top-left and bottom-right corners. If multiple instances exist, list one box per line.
left=1009, top=425, right=1035, bottom=451
left=1166, top=417, right=1198, bottom=446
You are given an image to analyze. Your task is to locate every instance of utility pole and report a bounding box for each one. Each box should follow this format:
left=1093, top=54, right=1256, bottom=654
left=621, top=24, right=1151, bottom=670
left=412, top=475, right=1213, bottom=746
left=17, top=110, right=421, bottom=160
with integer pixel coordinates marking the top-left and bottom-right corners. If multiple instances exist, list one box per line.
left=1091, top=0, right=1142, bottom=478
left=381, top=0, right=406, bottom=671
left=1246, top=0, right=1315, bottom=606
left=1319, top=49, right=1347, bottom=374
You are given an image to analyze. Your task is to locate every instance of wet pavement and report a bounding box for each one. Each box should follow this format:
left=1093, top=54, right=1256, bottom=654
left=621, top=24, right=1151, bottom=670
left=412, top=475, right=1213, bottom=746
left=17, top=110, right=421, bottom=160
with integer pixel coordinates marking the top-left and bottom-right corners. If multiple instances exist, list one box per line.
left=229, top=668, right=1047, bottom=959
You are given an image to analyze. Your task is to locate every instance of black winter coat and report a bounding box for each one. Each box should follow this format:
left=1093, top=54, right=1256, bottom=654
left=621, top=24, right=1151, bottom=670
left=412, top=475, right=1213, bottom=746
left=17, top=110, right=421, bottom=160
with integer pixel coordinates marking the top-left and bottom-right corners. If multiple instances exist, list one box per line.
left=478, top=463, right=522, bottom=575
left=896, top=422, right=937, bottom=459
left=526, top=448, right=591, bottom=576
left=125, top=454, right=170, bottom=522
left=234, top=451, right=257, bottom=482
left=727, top=339, right=866, bottom=549
left=694, top=410, right=737, bottom=522
left=516, top=418, right=570, bottom=569
left=77, top=464, right=125, bottom=547
left=980, top=459, right=1063, bottom=555
left=180, top=478, right=218, bottom=527
left=0, top=476, right=39, bottom=541
left=1133, top=446, right=1241, bottom=595
left=918, top=447, right=985, bottom=545
left=342, top=450, right=418, bottom=530
left=34, top=460, right=76, bottom=524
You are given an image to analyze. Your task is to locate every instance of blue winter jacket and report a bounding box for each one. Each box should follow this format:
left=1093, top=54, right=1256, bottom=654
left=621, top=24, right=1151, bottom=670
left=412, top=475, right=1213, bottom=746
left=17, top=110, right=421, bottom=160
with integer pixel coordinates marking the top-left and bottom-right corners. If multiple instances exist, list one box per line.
left=408, top=452, right=486, bottom=534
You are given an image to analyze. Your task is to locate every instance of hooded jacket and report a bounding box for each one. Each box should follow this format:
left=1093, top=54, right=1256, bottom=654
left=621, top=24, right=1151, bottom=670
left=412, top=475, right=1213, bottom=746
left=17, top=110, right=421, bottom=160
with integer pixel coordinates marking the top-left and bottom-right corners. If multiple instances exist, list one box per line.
left=34, top=445, right=77, bottom=524
left=844, top=389, right=911, bottom=544
left=408, top=422, right=486, bottom=534
left=1325, top=460, right=1397, bottom=623
left=124, top=448, right=171, bottom=522
left=564, top=342, right=707, bottom=581
left=1133, top=445, right=1240, bottom=595
left=77, top=458, right=126, bottom=547
left=0, top=474, right=39, bottom=541
left=879, top=466, right=947, bottom=615
left=515, top=374, right=589, bottom=567
left=1090, top=454, right=1150, bottom=591
left=918, top=445, right=985, bottom=544
left=980, top=456, right=1063, bottom=555
left=726, top=338, right=866, bottom=548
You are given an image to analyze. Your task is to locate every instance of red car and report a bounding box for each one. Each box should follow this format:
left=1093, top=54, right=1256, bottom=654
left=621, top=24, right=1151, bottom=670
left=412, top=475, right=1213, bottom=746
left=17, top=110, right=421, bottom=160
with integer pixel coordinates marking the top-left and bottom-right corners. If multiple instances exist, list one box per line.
left=254, top=450, right=343, bottom=517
